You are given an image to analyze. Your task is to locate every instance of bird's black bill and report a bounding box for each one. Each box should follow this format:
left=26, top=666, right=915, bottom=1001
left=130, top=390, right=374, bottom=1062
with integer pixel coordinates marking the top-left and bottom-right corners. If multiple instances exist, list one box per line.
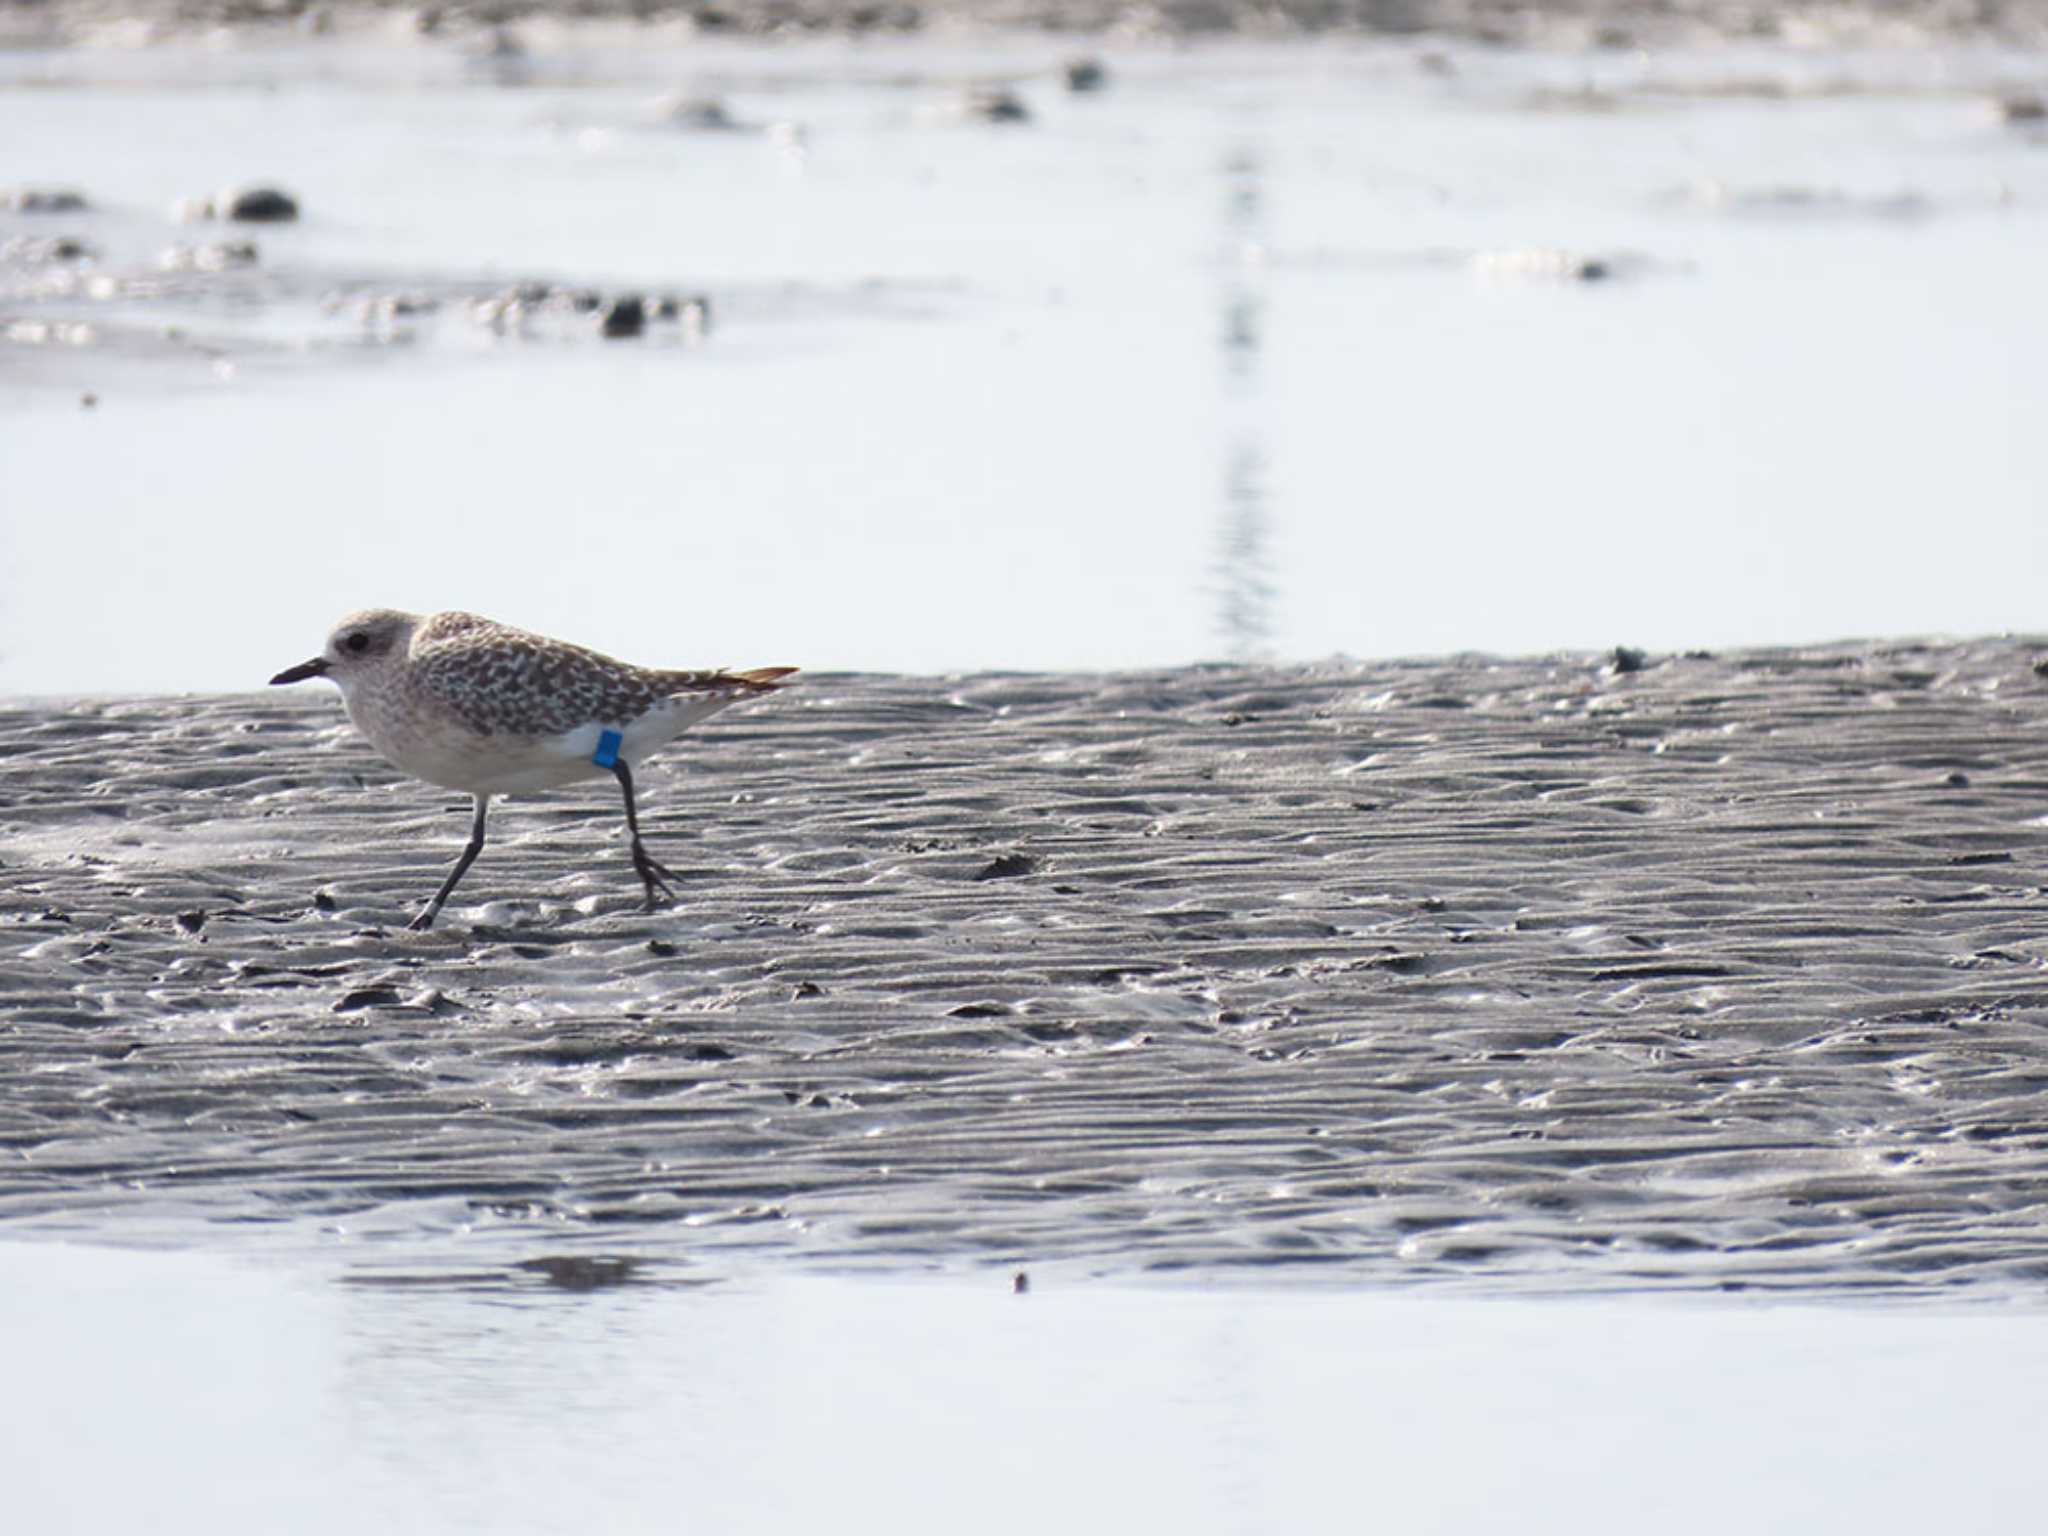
left=269, top=657, right=330, bottom=685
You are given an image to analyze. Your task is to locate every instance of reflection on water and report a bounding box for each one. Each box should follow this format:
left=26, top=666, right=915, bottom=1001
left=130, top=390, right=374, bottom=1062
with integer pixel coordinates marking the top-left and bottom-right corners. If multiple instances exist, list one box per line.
left=1213, top=142, right=1277, bottom=661
left=8, top=1243, right=2048, bottom=1536
left=5, top=42, right=2048, bottom=687
left=1216, top=442, right=1275, bottom=660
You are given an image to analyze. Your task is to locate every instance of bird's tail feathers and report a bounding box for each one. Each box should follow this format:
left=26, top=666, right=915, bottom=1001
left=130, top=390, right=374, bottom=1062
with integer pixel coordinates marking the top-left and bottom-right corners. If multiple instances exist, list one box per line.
left=727, top=667, right=799, bottom=691
left=659, top=665, right=799, bottom=699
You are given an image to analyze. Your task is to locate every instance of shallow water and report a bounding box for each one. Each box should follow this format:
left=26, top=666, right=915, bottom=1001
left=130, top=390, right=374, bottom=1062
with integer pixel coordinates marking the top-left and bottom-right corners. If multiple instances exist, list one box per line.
left=7, top=1240, right=2048, bottom=1536
left=6, top=36, right=2048, bottom=690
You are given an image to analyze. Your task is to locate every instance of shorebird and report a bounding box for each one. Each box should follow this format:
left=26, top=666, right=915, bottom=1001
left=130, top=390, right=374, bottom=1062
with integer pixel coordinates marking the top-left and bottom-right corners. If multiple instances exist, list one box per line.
left=270, top=609, right=795, bottom=929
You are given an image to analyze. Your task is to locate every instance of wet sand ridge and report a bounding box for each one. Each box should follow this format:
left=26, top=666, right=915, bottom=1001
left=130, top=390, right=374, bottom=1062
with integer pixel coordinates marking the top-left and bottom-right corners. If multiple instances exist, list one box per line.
left=5, top=638, right=2048, bottom=1295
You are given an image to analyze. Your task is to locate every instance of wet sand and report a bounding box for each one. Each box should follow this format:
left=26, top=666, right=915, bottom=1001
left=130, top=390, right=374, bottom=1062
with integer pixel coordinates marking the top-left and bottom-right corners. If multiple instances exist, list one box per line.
left=12, top=0, right=2047, bottom=48
left=7, top=637, right=2048, bottom=1295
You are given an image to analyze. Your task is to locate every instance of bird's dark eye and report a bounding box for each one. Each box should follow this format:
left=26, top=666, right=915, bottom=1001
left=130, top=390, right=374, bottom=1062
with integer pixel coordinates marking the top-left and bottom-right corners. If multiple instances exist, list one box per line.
left=345, top=632, right=370, bottom=654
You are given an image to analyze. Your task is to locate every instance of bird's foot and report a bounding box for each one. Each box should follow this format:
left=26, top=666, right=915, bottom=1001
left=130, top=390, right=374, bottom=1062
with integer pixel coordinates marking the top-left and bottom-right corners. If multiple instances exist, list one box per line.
left=632, top=839, right=683, bottom=911
left=407, top=906, right=439, bottom=932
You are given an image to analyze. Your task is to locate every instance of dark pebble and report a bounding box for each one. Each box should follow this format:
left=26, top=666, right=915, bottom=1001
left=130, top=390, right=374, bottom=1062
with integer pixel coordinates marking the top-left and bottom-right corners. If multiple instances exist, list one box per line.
left=1064, top=57, right=1108, bottom=93
left=601, top=295, right=646, bottom=339
left=654, top=95, right=737, bottom=131
left=334, top=985, right=404, bottom=1013
left=516, top=1255, right=639, bottom=1291
left=1012, top=1270, right=1030, bottom=1294
left=224, top=187, right=299, bottom=223
left=975, top=852, right=1038, bottom=881
left=965, top=86, right=1031, bottom=124
left=175, top=910, right=207, bottom=934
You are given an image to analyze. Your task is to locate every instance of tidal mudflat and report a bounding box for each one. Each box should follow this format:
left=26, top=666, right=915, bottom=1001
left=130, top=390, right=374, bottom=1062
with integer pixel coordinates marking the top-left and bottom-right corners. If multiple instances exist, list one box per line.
left=9, top=21, right=2048, bottom=1527
left=11, top=642, right=2048, bottom=1526
left=7, top=640, right=2048, bottom=1294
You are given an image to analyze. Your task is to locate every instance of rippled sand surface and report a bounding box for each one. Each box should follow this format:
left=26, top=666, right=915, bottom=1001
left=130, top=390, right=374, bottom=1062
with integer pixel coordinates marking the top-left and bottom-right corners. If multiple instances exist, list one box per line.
left=6, top=638, right=2048, bottom=1296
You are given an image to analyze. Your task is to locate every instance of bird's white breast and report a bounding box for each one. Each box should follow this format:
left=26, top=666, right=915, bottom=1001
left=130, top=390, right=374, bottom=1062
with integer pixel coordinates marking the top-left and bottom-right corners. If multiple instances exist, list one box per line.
left=342, top=680, right=737, bottom=795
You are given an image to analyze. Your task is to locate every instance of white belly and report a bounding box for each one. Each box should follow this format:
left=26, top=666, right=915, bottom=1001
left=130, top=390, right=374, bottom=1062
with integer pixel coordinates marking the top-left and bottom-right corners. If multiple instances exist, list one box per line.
left=344, top=687, right=741, bottom=796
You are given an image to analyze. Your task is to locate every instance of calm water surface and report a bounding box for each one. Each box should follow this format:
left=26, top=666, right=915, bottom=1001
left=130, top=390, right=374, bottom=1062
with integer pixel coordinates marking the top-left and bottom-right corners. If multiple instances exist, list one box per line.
left=6, top=1240, right=2047, bottom=1535
left=4, top=38, right=2047, bottom=690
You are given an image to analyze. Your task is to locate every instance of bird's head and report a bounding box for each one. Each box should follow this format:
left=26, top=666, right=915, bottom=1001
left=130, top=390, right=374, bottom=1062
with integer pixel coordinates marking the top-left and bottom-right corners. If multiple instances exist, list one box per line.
left=270, top=609, right=420, bottom=694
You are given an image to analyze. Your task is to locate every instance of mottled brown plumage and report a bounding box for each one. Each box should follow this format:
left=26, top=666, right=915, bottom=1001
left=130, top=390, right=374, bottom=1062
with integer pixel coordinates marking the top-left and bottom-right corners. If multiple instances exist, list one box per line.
left=409, top=611, right=785, bottom=738
left=269, top=608, right=795, bottom=927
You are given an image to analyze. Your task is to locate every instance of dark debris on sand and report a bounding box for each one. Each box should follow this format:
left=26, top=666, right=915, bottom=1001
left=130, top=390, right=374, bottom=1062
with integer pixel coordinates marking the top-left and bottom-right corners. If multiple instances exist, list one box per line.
left=7, top=639, right=2048, bottom=1296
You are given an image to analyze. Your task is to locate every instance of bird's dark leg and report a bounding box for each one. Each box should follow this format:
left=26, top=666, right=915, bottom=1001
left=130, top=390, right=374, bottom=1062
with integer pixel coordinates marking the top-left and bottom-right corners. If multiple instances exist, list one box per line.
left=611, top=760, right=681, bottom=911
left=410, top=794, right=490, bottom=931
